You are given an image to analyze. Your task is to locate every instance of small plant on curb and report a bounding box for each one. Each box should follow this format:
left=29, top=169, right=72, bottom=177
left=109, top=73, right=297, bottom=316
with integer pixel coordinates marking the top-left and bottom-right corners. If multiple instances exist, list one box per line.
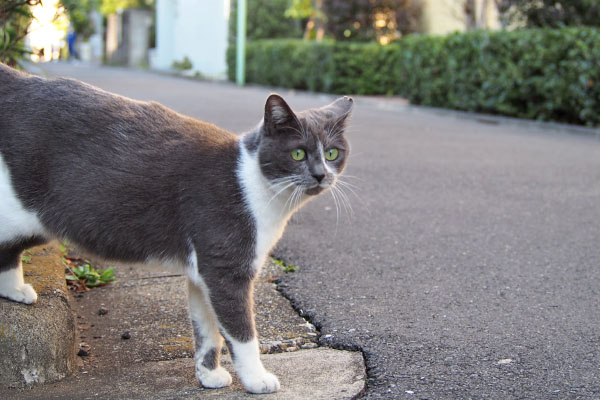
left=272, top=257, right=298, bottom=273
left=61, top=241, right=116, bottom=290
left=21, top=250, right=33, bottom=264
left=59, top=241, right=72, bottom=258
left=66, top=263, right=115, bottom=288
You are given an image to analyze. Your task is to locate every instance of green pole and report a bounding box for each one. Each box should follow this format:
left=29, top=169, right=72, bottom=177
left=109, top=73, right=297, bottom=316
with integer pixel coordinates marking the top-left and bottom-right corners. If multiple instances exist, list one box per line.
left=236, top=0, right=247, bottom=86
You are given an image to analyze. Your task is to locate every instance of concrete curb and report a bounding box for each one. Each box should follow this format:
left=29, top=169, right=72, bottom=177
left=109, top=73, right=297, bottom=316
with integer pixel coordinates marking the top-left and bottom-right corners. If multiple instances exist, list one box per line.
left=228, top=78, right=600, bottom=138
left=6, top=348, right=366, bottom=399
left=353, top=95, right=600, bottom=137
left=0, top=243, right=76, bottom=388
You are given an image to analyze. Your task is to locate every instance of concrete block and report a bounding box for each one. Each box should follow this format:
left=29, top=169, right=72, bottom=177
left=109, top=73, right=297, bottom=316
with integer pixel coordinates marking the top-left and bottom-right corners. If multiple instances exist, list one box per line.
left=0, top=244, right=76, bottom=388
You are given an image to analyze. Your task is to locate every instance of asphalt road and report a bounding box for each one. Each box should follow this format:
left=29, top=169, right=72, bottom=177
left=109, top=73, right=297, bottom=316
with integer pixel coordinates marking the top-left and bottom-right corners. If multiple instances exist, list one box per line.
left=39, top=63, right=600, bottom=399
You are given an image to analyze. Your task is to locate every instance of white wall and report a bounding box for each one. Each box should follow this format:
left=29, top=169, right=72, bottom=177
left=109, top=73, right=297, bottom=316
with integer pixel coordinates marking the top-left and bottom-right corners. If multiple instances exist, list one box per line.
left=421, top=0, right=500, bottom=35
left=155, top=0, right=230, bottom=79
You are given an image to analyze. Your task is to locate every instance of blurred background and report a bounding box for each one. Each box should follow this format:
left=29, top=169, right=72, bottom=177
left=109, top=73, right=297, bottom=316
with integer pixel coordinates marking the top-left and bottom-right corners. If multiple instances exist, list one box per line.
left=1, top=0, right=599, bottom=127
left=2, top=3, right=599, bottom=397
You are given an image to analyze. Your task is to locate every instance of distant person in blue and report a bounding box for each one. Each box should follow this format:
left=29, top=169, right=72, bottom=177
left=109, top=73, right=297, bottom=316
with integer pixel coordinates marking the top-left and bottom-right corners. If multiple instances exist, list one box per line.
left=67, top=24, right=79, bottom=60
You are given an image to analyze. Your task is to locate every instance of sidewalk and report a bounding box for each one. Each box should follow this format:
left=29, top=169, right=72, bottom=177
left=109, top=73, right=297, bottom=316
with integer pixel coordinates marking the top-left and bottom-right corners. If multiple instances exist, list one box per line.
left=1, top=249, right=365, bottom=399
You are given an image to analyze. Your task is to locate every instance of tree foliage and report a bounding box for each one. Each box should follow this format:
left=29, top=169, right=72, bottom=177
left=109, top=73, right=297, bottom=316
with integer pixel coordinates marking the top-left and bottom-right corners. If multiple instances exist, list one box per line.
left=229, top=0, right=421, bottom=43
left=322, top=0, right=422, bottom=41
left=497, top=0, right=600, bottom=28
left=0, top=0, right=41, bottom=67
left=286, top=0, right=326, bottom=40
left=229, top=0, right=303, bottom=42
left=60, top=0, right=97, bottom=39
left=99, top=0, right=153, bottom=16
left=59, top=0, right=153, bottom=39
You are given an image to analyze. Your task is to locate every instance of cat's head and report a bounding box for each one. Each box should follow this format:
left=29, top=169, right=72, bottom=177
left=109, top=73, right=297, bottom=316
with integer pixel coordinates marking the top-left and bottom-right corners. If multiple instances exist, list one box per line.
left=254, top=94, right=353, bottom=196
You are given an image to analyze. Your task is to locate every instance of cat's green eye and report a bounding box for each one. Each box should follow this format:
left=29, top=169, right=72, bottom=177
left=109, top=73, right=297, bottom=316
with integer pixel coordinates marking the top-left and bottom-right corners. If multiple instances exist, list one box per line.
left=291, top=148, right=306, bottom=161
left=325, top=148, right=339, bottom=161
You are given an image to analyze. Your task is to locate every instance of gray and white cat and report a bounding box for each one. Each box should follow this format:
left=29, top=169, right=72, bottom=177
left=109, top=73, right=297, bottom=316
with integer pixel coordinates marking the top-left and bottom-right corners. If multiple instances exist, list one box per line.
left=0, top=64, right=352, bottom=393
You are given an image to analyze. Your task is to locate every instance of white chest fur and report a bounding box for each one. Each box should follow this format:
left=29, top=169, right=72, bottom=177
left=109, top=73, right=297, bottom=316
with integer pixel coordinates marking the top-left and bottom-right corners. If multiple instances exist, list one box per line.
left=237, top=143, right=302, bottom=272
left=0, top=154, right=45, bottom=243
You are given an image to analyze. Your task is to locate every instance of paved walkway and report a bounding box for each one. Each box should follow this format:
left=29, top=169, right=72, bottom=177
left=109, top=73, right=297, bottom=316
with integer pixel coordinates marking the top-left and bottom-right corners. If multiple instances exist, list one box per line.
left=5, top=258, right=363, bottom=399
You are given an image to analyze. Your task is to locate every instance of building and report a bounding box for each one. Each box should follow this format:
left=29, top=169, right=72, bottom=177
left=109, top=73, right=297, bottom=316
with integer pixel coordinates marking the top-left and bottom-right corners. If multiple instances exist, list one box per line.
left=153, top=0, right=230, bottom=79
left=421, top=0, right=500, bottom=35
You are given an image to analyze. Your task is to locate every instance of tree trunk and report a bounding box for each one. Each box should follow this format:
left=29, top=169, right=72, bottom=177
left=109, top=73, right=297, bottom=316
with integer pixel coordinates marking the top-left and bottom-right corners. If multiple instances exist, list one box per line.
left=465, top=0, right=477, bottom=29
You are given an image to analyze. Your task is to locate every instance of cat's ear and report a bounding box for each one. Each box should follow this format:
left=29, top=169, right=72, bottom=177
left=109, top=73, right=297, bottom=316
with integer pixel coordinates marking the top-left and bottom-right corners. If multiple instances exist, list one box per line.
left=264, top=94, right=300, bottom=133
left=323, top=96, right=354, bottom=133
left=325, top=96, right=353, bottom=119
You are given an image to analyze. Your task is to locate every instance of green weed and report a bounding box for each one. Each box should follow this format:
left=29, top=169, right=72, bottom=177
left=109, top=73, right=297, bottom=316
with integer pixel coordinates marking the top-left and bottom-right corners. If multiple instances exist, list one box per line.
left=66, top=263, right=115, bottom=288
left=61, top=241, right=115, bottom=289
left=21, top=250, right=33, bottom=264
left=272, top=257, right=298, bottom=273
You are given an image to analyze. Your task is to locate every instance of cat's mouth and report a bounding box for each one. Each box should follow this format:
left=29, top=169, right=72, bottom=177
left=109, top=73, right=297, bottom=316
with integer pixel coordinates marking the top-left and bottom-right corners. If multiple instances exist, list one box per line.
left=305, top=186, right=323, bottom=196
left=304, top=183, right=330, bottom=196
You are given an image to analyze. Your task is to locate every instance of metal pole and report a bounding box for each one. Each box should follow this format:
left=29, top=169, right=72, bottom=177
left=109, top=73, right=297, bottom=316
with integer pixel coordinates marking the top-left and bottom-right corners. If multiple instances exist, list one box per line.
left=235, top=0, right=247, bottom=86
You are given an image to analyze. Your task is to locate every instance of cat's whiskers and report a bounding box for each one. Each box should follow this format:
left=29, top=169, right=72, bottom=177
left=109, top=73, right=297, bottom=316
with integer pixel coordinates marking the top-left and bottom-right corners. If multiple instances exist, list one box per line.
left=266, top=180, right=297, bottom=207
left=337, top=174, right=364, bottom=182
left=332, top=183, right=354, bottom=217
left=328, top=185, right=341, bottom=225
left=335, top=178, right=361, bottom=197
left=283, top=184, right=307, bottom=217
left=286, top=124, right=309, bottom=142
left=337, top=176, right=375, bottom=219
left=266, top=175, right=306, bottom=208
left=282, top=186, right=299, bottom=215
left=268, top=177, right=295, bottom=190
left=292, top=185, right=305, bottom=212
left=293, top=186, right=305, bottom=211
left=326, top=113, right=347, bottom=140
left=299, top=119, right=309, bottom=141
left=322, top=177, right=358, bottom=226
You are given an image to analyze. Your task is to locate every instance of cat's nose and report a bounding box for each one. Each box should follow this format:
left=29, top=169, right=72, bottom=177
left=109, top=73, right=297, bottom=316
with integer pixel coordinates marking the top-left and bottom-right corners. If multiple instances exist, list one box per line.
left=312, top=173, right=325, bottom=183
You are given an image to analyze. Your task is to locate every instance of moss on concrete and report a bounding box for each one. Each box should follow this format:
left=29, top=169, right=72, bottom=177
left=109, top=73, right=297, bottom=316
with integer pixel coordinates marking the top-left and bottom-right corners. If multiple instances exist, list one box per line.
left=22, top=242, right=67, bottom=295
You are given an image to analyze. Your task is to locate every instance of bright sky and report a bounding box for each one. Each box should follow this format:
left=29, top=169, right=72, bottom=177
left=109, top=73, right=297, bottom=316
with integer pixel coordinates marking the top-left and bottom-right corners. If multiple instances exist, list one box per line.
left=27, top=0, right=69, bottom=62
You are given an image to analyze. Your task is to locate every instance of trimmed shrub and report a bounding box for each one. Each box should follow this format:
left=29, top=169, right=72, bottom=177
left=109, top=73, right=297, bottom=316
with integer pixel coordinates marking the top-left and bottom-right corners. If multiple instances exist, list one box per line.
left=228, top=27, right=600, bottom=126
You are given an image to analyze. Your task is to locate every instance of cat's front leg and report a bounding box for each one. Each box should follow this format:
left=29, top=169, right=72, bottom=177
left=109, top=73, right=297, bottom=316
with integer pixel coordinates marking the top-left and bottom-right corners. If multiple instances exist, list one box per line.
left=207, top=276, right=280, bottom=394
left=224, top=332, right=280, bottom=394
left=0, top=241, right=40, bottom=304
left=0, top=263, right=37, bottom=304
left=187, top=281, right=232, bottom=389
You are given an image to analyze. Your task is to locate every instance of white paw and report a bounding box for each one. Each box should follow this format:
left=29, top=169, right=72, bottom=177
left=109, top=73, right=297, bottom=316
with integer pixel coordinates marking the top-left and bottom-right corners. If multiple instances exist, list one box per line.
left=241, top=371, right=280, bottom=394
left=0, top=283, right=38, bottom=304
left=197, top=366, right=232, bottom=389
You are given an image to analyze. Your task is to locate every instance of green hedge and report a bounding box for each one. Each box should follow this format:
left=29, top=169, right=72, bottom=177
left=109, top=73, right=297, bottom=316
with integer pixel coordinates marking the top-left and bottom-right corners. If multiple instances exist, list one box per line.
left=227, top=28, right=600, bottom=126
